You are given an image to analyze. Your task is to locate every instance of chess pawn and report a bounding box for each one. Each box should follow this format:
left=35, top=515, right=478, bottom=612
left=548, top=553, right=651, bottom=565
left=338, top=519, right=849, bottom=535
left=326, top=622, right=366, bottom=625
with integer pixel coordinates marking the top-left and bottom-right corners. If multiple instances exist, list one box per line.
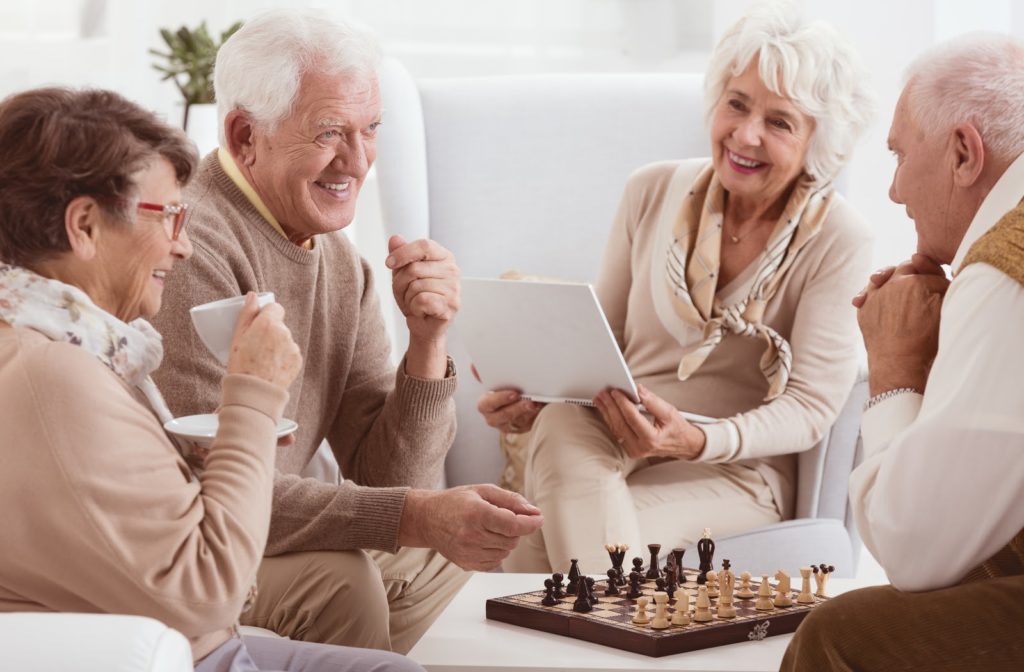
left=605, top=569, right=621, bottom=596
left=736, top=571, right=755, bottom=599
left=632, top=596, right=651, bottom=625
left=693, top=585, right=713, bottom=622
left=552, top=572, right=566, bottom=599
left=797, top=566, right=815, bottom=604
left=773, top=569, right=793, bottom=608
left=627, top=570, right=643, bottom=599
left=651, top=592, right=671, bottom=629
left=671, top=591, right=691, bottom=626
left=755, top=575, right=775, bottom=611
left=705, top=570, right=720, bottom=598
left=586, top=576, right=599, bottom=605
left=542, top=578, right=558, bottom=606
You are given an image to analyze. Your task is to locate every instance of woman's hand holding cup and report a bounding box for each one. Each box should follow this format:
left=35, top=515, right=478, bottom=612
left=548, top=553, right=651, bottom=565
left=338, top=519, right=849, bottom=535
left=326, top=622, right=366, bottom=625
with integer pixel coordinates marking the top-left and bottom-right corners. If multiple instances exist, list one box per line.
left=226, top=292, right=302, bottom=390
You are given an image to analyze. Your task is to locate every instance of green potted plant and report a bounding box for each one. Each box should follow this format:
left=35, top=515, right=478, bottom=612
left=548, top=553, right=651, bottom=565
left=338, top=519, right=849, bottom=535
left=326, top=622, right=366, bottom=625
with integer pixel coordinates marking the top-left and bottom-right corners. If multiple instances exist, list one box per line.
left=150, top=21, right=242, bottom=138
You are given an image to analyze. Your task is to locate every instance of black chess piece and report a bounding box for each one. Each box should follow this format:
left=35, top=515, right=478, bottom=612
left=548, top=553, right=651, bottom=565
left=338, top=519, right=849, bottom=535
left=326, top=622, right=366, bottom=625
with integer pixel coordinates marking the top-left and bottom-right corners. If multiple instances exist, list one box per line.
left=542, top=578, right=558, bottom=606
left=655, top=576, right=668, bottom=597
left=645, top=543, right=662, bottom=580
left=567, top=559, right=581, bottom=595
left=627, top=570, right=643, bottom=599
left=572, top=584, right=593, bottom=613
left=586, top=576, right=598, bottom=605
left=664, top=564, right=678, bottom=600
left=632, top=556, right=644, bottom=573
left=605, top=569, right=621, bottom=596
left=722, top=558, right=732, bottom=573
left=672, top=548, right=686, bottom=584
left=552, top=572, right=565, bottom=599
left=696, top=530, right=715, bottom=585
left=613, top=548, right=628, bottom=586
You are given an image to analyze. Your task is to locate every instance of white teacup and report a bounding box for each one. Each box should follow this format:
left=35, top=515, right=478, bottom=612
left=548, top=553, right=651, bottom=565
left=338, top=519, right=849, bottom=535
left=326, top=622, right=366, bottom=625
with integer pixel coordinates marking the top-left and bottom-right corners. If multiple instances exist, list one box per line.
left=189, top=292, right=275, bottom=365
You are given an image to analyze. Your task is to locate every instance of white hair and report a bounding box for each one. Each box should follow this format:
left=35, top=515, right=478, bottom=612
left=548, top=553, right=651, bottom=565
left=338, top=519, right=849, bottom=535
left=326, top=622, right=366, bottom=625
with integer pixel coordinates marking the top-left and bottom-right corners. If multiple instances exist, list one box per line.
left=214, top=9, right=382, bottom=146
left=904, top=33, right=1024, bottom=164
left=704, top=1, right=875, bottom=182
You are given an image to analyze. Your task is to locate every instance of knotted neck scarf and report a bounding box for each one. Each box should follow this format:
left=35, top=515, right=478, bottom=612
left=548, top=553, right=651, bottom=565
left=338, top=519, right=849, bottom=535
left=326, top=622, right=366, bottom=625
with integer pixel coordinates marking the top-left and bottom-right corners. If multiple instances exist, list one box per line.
left=663, top=164, right=834, bottom=400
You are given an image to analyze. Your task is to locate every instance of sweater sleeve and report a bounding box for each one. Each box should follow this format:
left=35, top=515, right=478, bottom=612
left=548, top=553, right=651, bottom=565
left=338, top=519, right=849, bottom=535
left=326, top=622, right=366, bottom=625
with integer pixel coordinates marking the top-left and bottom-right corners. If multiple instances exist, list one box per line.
left=11, top=341, right=286, bottom=639
left=697, top=202, right=873, bottom=462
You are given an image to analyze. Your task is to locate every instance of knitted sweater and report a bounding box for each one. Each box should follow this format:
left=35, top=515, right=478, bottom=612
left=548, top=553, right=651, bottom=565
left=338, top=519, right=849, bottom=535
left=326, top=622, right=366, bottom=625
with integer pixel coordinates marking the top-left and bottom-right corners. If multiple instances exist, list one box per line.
left=152, top=153, right=457, bottom=555
left=0, top=325, right=288, bottom=661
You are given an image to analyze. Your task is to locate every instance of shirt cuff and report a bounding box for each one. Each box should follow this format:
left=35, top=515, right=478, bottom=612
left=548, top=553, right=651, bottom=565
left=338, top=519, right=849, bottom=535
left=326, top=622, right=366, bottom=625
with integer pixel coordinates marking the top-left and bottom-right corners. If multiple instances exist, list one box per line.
left=691, top=419, right=739, bottom=463
left=861, top=392, right=923, bottom=458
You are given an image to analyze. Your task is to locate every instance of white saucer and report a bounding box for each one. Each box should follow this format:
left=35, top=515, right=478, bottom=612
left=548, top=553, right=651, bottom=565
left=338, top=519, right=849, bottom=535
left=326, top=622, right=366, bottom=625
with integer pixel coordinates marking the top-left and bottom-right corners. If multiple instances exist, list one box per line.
left=164, top=413, right=299, bottom=443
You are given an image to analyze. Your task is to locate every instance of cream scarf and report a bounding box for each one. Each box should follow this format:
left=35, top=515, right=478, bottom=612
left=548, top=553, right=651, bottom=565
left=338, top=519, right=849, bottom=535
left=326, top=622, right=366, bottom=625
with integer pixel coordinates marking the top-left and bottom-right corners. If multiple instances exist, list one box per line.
left=663, top=164, right=834, bottom=400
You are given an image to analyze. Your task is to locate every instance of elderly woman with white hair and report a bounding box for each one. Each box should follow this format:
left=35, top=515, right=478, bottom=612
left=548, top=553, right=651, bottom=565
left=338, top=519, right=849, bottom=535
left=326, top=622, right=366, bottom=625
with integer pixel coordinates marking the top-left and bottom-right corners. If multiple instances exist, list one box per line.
left=494, top=4, right=875, bottom=573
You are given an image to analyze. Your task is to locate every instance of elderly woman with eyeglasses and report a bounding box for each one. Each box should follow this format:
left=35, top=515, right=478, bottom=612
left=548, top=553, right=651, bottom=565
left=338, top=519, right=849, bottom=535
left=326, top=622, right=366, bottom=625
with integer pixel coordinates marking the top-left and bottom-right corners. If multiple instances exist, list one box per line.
left=0, top=88, right=421, bottom=672
left=491, top=5, right=876, bottom=573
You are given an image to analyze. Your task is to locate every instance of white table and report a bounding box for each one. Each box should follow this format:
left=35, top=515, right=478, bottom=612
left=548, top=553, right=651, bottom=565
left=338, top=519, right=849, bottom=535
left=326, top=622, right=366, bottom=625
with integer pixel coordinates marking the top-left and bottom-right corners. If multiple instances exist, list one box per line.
left=409, top=572, right=879, bottom=672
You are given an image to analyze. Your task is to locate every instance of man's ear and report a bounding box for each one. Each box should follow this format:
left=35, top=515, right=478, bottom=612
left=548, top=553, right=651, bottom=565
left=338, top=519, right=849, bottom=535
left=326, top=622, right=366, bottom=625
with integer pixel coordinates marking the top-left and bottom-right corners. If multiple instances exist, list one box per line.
left=950, top=122, right=985, bottom=188
left=224, top=110, right=258, bottom=167
left=64, top=196, right=102, bottom=261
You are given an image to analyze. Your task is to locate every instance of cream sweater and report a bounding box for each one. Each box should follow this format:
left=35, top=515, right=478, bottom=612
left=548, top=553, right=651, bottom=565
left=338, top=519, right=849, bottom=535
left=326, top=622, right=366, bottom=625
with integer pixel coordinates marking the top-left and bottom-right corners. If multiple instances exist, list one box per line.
left=0, top=326, right=288, bottom=661
left=151, top=154, right=457, bottom=555
left=597, top=159, right=872, bottom=517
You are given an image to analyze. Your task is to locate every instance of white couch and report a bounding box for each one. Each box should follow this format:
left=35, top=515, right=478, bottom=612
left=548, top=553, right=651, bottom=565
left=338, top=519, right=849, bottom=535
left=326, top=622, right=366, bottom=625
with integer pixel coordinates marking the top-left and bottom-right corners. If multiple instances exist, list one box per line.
left=374, top=58, right=868, bottom=577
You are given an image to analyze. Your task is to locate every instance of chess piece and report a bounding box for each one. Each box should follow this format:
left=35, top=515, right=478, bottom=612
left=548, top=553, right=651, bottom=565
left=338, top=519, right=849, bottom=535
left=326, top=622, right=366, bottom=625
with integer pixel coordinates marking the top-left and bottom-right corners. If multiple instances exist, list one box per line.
left=651, top=592, right=671, bottom=629
left=773, top=569, right=793, bottom=608
left=627, top=570, right=643, bottom=599
left=671, top=590, right=691, bottom=625
left=572, top=579, right=593, bottom=613
left=646, top=543, right=662, bottom=580
left=586, top=576, right=598, bottom=605
left=736, top=571, right=755, bottom=599
left=567, top=559, right=581, bottom=595
left=614, top=544, right=629, bottom=585
left=797, top=566, right=815, bottom=604
left=693, top=585, right=713, bottom=622
left=664, top=564, right=678, bottom=600
left=717, top=564, right=737, bottom=618
left=696, top=528, right=715, bottom=585
left=632, top=596, right=650, bottom=624
left=813, top=564, right=835, bottom=597
left=672, top=548, right=687, bottom=584
left=706, top=570, right=720, bottom=598
left=755, top=575, right=774, bottom=611
left=552, top=572, right=566, bottom=599
left=605, top=569, right=621, bottom=596
left=542, top=578, right=558, bottom=606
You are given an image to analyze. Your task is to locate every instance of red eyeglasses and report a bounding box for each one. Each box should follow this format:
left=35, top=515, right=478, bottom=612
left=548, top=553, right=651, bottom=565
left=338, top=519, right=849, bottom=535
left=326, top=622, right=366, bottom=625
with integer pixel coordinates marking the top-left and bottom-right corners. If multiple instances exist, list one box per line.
left=135, top=201, right=189, bottom=241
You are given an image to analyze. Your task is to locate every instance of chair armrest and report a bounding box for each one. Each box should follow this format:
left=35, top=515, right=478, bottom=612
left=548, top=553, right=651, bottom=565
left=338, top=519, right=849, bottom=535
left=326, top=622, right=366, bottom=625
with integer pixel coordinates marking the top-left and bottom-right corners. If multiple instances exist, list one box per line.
left=0, top=612, right=192, bottom=672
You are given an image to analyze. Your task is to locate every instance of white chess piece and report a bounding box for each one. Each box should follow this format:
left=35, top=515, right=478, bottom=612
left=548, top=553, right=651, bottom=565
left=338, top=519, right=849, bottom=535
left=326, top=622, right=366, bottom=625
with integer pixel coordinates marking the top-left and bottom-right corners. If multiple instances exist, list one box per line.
left=797, top=566, right=815, bottom=604
left=773, top=569, right=793, bottom=607
left=706, top=570, right=720, bottom=598
left=671, top=590, right=691, bottom=626
left=632, top=596, right=650, bottom=625
left=717, top=567, right=737, bottom=618
left=755, top=576, right=774, bottom=611
left=694, top=586, right=713, bottom=622
left=736, top=570, right=755, bottom=599
left=651, top=592, right=670, bottom=629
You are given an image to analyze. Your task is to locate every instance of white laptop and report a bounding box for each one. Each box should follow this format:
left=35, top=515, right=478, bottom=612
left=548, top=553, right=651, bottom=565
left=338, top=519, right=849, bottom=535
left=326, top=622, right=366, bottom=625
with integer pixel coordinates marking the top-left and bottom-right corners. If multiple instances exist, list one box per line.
left=458, top=278, right=714, bottom=423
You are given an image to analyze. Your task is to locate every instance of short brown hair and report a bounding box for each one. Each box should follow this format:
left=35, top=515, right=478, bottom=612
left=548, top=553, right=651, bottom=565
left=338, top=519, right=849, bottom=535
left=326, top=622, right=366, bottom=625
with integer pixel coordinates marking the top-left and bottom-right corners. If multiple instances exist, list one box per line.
left=0, top=87, right=198, bottom=266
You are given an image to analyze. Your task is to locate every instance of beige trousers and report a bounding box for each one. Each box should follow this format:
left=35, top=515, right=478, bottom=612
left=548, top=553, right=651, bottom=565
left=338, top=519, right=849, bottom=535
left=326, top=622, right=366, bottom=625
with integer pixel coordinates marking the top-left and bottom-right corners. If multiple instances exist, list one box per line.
left=239, top=546, right=470, bottom=655
left=503, top=404, right=781, bottom=574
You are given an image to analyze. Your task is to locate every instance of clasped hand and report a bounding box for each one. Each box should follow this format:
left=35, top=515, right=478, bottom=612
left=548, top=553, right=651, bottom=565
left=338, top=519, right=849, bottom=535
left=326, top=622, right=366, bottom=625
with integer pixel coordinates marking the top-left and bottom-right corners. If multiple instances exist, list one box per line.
left=386, top=235, right=460, bottom=344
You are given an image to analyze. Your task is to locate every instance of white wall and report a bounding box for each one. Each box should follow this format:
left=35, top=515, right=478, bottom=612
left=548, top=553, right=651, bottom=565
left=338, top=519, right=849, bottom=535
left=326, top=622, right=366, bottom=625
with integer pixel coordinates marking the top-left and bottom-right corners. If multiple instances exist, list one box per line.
left=4, top=0, right=1024, bottom=269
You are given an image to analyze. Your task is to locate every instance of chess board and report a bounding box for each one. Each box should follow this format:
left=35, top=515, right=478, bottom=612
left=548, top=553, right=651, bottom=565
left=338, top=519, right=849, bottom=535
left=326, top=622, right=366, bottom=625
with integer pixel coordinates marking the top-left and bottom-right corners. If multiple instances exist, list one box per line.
left=486, top=569, right=828, bottom=657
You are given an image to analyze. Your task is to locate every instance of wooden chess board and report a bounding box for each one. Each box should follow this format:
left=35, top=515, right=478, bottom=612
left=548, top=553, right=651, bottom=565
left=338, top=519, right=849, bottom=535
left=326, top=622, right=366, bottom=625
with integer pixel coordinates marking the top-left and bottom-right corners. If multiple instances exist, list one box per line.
left=486, top=569, right=828, bottom=657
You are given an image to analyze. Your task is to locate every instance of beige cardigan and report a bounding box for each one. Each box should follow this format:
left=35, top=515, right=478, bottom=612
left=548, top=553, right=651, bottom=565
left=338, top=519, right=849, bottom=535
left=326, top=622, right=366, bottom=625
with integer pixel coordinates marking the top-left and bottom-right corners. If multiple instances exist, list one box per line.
left=597, top=159, right=872, bottom=517
left=0, top=325, right=288, bottom=661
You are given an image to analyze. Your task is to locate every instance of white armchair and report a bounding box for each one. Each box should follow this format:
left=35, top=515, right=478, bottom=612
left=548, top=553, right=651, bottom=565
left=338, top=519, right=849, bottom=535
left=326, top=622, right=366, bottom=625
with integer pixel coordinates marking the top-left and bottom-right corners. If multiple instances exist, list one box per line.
left=0, top=612, right=192, bottom=671
left=375, top=59, right=867, bottom=577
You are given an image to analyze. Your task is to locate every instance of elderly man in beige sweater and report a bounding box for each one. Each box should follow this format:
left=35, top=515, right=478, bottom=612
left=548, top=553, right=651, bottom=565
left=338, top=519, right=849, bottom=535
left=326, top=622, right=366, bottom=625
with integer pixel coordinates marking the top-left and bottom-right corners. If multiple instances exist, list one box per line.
left=151, top=10, right=542, bottom=656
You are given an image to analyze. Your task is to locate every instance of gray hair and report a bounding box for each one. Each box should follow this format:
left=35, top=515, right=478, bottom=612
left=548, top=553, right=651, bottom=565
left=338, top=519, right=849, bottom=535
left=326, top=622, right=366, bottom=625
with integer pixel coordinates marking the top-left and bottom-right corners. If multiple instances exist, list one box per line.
left=904, top=33, right=1024, bottom=164
left=704, top=2, right=874, bottom=182
left=214, top=9, right=382, bottom=146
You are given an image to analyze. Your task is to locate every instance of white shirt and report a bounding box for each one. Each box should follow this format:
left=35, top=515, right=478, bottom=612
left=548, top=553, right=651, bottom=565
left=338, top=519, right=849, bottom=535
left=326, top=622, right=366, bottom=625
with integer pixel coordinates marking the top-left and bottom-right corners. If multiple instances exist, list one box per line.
left=852, top=153, right=1024, bottom=591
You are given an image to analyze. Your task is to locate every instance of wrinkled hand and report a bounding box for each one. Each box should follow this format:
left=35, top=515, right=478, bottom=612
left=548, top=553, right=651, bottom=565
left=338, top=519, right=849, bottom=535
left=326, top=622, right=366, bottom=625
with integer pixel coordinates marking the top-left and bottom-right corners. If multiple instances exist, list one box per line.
left=593, top=384, right=705, bottom=460
left=226, top=292, right=303, bottom=390
left=473, top=365, right=546, bottom=433
left=852, top=253, right=948, bottom=308
left=857, top=273, right=949, bottom=395
left=399, top=484, right=544, bottom=571
left=386, top=235, right=460, bottom=344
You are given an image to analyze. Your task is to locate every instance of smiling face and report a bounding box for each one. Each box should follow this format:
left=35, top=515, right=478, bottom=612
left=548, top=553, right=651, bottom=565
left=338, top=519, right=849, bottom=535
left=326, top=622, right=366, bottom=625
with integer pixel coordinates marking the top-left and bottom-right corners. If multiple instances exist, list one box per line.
left=243, top=68, right=381, bottom=242
left=92, top=157, right=193, bottom=321
left=887, top=87, right=970, bottom=264
left=709, top=60, right=815, bottom=215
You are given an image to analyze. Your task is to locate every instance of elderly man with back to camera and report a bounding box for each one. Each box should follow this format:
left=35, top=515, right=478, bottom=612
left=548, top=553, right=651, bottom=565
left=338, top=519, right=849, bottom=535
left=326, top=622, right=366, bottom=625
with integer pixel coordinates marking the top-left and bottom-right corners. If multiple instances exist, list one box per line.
left=0, top=87, right=424, bottom=672
left=151, top=8, right=544, bottom=655
left=486, top=4, right=876, bottom=573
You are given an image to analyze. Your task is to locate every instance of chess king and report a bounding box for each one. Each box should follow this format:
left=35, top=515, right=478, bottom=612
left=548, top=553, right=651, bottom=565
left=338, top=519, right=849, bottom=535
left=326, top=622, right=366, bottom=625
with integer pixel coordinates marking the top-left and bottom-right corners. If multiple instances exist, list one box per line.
left=783, top=34, right=1024, bottom=671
